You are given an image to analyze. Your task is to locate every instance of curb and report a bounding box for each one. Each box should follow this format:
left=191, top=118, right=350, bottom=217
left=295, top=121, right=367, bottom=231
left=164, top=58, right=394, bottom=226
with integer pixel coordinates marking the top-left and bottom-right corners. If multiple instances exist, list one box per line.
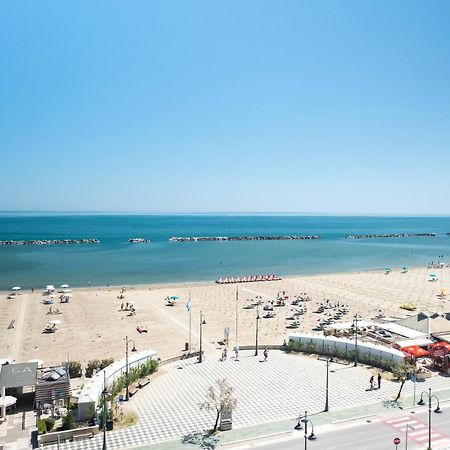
left=220, top=430, right=293, bottom=447
left=331, top=413, right=376, bottom=424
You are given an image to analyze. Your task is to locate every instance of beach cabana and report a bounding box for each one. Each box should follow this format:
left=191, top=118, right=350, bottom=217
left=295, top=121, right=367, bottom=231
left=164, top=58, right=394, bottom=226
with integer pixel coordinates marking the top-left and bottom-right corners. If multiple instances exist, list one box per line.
left=429, top=274, right=438, bottom=282
left=385, top=268, right=391, bottom=274
left=401, top=267, right=408, bottom=273
left=401, top=345, right=429, bottom=357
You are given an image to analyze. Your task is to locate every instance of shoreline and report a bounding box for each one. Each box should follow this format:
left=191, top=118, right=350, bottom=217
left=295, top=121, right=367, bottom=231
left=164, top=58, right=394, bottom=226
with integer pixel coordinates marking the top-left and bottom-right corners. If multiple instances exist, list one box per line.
left=0, top=264, right=424, bottom=295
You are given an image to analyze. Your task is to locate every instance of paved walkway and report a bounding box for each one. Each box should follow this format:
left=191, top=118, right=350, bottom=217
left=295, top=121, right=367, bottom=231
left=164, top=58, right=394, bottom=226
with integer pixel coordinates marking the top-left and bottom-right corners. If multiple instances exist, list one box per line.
left=44, top=350, right=450, bottom=450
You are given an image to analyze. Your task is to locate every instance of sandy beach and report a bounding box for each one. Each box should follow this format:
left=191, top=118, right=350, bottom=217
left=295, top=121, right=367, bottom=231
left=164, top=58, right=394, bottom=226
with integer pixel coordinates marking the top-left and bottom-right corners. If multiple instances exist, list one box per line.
left=1, top=266, right=449, bottom=367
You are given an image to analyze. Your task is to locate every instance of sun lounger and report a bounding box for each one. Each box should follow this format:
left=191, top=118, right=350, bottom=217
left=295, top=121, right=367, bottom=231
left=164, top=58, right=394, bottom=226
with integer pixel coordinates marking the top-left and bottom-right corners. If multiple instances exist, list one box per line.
left=136, top=326, right=148, bottom=334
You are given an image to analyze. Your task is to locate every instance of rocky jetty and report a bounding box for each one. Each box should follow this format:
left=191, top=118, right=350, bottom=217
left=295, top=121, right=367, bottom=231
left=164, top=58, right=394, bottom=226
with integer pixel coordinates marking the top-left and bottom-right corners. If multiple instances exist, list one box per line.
left=169, top=235, right=321, bottom=242
left=0, top=238, right=100, bottom=246
left=346, top=233, right=436, bottom=239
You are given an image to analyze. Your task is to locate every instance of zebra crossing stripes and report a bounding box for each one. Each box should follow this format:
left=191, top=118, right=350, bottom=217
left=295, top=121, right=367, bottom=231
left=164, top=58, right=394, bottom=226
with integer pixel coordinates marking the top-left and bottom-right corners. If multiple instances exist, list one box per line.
left=384, top=415, right=450, bottom=449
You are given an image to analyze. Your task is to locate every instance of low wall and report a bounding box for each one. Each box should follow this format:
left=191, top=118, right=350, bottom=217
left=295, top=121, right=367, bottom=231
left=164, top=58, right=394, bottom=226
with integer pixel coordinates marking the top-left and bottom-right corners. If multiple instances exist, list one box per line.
left=38, top=425, right=99, bottom=446
left=288, top=333, right=405, bottom=368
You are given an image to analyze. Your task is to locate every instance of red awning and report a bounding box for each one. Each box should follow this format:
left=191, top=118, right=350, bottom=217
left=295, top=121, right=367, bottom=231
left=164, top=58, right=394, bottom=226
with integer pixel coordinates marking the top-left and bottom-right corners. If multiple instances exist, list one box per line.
left=401, top=345, right=429, bottom=357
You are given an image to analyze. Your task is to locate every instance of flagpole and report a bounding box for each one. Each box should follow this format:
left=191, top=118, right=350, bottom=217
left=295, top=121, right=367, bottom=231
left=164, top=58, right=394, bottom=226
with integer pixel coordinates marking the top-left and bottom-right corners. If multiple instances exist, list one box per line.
left=235, top=285, right=238, bottom=347
left=189, top=293, right=192, bottom=353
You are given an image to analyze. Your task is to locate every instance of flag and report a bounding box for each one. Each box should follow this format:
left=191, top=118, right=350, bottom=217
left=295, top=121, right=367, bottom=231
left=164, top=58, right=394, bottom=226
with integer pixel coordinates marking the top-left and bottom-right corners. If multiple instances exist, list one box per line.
left=186, top=297, right=191, bottom=312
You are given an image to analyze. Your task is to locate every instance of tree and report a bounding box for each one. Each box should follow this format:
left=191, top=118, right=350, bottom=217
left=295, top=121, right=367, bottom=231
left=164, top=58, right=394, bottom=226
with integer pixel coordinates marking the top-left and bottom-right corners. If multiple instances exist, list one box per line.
left=199, top=378, right=237, bottom=433
left=392, top=364, right=411, bottom=402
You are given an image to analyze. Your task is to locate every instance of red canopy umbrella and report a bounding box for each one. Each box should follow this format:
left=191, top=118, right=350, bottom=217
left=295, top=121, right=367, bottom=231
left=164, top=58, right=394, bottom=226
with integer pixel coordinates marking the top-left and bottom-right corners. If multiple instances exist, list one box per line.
left=401, top=345, right=429, bottom=357
left=430, top=341, right=450, bottom=351
left=429, top=345, right=449, bottom=358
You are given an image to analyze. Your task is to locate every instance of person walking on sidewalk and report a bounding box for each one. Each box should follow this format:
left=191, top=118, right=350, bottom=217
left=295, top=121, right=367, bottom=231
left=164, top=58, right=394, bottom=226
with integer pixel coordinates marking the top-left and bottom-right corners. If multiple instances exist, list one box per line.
left=263, top=347, right=269, bottom=362
left=234, top=346, right=239, bottom=361
left=377, top=373, right=381, bottom=389
left=369, top=375, right=374, bottom=390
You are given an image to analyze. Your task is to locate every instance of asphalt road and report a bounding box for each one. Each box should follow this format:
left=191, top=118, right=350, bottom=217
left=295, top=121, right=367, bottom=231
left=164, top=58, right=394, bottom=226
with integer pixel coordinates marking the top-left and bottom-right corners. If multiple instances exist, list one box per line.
left=238, top=405, right=450, bottom=450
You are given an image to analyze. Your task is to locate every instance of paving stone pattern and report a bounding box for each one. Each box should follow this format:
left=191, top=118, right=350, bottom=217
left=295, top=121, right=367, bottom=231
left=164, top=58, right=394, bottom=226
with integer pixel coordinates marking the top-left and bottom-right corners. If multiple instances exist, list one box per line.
left=45, top=351, right=450, bottom=450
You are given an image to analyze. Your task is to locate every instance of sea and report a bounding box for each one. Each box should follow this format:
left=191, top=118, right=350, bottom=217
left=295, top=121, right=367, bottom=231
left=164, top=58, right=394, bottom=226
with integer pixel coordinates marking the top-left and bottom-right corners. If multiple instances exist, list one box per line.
left=0, top=213, right=449, bottom=290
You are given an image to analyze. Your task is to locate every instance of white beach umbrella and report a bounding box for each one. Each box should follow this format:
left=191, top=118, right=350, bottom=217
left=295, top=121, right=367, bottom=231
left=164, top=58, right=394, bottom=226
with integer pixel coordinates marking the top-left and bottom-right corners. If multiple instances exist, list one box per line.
left=62, top=289, right=71, bottom=293
left=0, top=396, right=17, bottom=408
left=46, top=285, right=55, bottom=290
left=11, top=287, right=21, bottom=291
left=49, top=319, right=61, bottom=325
left=60, top=284, right=69, bottom=288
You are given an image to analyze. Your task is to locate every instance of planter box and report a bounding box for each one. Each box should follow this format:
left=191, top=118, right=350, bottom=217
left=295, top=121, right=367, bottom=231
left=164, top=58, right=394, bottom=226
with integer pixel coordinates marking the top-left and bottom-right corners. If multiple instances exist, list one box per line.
left=416, top=372, right=432, bottom=380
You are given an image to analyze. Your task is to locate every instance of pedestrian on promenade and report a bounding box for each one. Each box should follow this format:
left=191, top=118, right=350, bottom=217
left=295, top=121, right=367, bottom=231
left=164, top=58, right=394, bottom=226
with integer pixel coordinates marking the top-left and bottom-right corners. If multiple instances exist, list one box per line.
left=234, top=346, right=239, bottom=361
left=263, top=347, right=268, bottom=362
left=369, top=375, right=374, bottom=390
left=223, top=348, right=227, bottom=361
left=377, top=373, right=381, bottom=389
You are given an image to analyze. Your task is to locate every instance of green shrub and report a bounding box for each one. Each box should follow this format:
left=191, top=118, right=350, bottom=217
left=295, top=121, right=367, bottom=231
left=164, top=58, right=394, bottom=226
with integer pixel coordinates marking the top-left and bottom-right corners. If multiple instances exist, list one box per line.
left=37, top=419, right=47, bottom=434
left=100, top=358, right=114, bottom=370
left=85, top=360, right=101, bottom=378
left=61, top=411, right=75, bottom=430
left=44, top=417, right=55, bottom=432
left=67, top=361, right=82, bottom=378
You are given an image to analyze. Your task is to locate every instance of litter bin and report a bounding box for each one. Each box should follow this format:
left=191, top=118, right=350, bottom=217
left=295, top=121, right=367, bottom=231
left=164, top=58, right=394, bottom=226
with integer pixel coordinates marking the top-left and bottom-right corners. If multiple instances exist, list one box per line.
left=106, top=419, right=114, bottom=431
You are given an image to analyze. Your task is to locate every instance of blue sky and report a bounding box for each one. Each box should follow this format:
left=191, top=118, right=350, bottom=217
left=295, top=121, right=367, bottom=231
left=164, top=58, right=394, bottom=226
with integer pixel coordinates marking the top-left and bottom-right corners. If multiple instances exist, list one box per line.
left=1, top=1, right=450, bottom=214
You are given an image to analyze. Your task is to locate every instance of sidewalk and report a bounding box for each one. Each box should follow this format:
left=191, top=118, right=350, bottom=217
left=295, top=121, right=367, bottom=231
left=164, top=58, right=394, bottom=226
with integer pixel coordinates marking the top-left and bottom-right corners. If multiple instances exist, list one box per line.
left=129, top=384, right=450, bottom=450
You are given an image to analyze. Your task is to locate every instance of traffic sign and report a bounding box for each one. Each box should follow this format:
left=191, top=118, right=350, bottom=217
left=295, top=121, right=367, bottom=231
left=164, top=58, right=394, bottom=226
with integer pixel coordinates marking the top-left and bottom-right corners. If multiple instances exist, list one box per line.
left=393, top=437, right=401, bottom=445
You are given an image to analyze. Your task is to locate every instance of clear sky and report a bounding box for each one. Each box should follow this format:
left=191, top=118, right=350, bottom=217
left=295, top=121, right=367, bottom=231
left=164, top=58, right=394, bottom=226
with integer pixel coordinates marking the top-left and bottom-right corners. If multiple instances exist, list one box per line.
left=1, top=1, right=450, bottom=214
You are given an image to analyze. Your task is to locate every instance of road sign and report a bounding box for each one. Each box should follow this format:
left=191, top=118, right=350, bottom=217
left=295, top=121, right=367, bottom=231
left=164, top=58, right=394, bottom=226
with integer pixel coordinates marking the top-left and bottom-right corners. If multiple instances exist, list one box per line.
left=393, top=437, right=401, bottom=445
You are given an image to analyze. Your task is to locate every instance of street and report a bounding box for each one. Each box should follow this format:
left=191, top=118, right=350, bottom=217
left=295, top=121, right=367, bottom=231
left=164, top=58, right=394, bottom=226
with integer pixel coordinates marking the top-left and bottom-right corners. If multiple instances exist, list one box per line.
left=231, top=405, right=450, bottom=450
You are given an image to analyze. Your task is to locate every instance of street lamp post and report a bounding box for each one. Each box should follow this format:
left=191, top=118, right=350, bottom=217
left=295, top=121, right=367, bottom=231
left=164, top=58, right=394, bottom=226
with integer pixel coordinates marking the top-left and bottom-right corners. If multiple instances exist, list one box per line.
left=125, top=336, right=137, bottom=401
left=324, top=357, right=331, bottom=412
left=353, top=314, right=359, bottom=366
left=199, top=311, right=206, bottom=363
left=418, top=387, right=441, bottom=450
left=405, top=423, right=415, bottom=450
left=254, top=307, right=260, bottom=356
left=102, top=371, right=109, bottom=450
left=294, top=410, right=316, bottom=450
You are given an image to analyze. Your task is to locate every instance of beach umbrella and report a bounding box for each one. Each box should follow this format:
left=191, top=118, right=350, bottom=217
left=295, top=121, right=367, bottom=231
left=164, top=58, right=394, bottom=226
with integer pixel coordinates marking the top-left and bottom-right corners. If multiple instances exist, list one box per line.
left=49, top=319, right=61, bottom=325
left=169, top=295, right=179, bottom=300
left=60, top=284, right=69, bottom=288
left=46, top=285, right=55, bottom=290
left=11, top=287, right=21, bottom=291
left=430, top=274, right=437, bottom=278
left=0, top=396, right=17, bottom=408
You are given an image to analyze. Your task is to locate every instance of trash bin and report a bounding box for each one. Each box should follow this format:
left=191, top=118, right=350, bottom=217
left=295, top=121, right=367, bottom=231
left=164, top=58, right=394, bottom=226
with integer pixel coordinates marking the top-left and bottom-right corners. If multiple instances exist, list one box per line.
left=106, top=419, right=114, bottom=431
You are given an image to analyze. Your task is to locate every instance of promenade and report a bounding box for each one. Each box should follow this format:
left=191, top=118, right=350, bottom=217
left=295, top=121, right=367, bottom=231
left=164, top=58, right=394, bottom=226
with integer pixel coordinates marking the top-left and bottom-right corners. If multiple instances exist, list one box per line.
left=44, top=350, right=450, bottom=450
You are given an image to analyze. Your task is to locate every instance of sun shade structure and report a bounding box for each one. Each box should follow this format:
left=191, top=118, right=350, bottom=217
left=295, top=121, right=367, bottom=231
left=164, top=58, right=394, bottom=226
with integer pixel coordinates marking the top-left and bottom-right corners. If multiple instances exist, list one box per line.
left=401, top=345, right=429, bottom=357
left=0, top=362, right=38, bottom=389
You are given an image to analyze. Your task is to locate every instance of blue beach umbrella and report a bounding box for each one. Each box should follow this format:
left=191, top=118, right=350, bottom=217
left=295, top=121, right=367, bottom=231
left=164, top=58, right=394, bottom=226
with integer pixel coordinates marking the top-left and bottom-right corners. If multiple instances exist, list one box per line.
left=169, top=295, right=179, bottom=300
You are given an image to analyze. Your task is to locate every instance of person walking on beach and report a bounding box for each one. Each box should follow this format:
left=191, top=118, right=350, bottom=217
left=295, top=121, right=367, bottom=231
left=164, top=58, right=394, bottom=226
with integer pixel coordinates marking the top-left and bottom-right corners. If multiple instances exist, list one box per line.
left=369, top=375, right=374, bottom=390
left=263, top=347, right=269, bottom=362
left=377, top=373, right=381, bottom=389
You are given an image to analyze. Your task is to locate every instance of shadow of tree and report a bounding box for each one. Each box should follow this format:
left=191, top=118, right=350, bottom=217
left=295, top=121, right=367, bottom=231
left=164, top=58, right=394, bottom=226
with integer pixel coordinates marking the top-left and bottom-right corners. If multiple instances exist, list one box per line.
left=383, top=399, right=403, bottom=410
left=181, top=431, right=220, bottom=449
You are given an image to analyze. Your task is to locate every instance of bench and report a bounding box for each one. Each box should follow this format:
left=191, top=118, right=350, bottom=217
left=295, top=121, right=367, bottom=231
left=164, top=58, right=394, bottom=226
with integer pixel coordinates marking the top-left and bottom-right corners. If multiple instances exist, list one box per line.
left=138, top=377, right=150, bottom=388
left=129, top=384, right=139, bottom=397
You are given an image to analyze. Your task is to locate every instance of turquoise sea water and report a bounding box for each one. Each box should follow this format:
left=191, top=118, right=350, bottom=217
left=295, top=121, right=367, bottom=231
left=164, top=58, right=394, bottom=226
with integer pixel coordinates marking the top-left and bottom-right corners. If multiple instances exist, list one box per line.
left=0, top=214, right=449, bottom=290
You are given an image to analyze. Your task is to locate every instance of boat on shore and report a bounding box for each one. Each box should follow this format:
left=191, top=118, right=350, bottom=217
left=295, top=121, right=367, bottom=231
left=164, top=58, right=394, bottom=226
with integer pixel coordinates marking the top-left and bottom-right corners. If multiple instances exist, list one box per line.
left=216, top=274, right=281, bottom=284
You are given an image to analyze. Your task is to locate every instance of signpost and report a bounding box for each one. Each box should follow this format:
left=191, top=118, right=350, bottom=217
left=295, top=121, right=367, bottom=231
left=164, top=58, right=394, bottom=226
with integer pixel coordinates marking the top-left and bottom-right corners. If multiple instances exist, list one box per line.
left=393, top=437, right=401, bottom=449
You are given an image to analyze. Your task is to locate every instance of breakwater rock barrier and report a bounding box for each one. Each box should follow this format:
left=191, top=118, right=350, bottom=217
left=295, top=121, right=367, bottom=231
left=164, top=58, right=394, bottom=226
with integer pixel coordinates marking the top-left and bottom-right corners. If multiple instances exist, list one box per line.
left=346, top=233, right=436, bottom=240
left=169, top=235, right=321, bottom=242
left=0, top=238, right=100, bottom=246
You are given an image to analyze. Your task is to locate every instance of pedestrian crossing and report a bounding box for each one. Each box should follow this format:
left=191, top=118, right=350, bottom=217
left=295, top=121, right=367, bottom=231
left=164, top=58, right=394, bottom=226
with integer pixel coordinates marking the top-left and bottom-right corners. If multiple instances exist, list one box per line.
left=384, top=415, right=450, bottom=449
